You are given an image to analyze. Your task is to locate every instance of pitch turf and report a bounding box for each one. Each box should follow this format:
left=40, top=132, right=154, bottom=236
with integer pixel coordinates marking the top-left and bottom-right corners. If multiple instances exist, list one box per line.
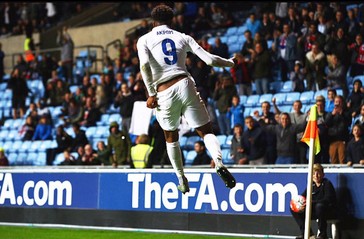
left=0, top=226, right=258, bottom=239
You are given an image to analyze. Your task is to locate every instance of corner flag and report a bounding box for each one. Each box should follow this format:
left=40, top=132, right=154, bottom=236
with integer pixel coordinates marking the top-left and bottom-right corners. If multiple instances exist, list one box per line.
left=301, top=104, right=321, bottom=155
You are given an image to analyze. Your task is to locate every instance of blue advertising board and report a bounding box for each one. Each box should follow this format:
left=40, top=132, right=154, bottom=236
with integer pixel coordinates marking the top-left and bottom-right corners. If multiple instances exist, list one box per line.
left=0, top=168, right=363, bottom=218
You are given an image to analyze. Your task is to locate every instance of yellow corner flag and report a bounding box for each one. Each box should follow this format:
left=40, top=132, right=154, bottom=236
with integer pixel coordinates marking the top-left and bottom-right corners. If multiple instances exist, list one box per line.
left=301, top=104, right=321, bottom=155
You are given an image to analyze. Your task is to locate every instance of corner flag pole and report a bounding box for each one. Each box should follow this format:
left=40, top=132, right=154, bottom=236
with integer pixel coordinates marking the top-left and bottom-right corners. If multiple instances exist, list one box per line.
left=301, top=104, right=320, bottom=239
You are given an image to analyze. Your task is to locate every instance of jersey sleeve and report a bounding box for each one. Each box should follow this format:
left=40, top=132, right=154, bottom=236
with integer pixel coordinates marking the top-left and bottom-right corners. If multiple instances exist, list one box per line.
left=136, top=37, right=157, bottom=97
left=185, top=35, right=234, bottom=68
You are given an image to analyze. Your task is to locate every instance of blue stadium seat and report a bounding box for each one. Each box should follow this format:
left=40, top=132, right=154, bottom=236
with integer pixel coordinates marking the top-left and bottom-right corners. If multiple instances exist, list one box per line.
left=228, top=43, right=241, bottom=56
left=90, top=74, right=101, bottom=84
left=259, top=93, right=273, bottom=105
left=237, top=25, right=248, bottom=35
left=52, top=106, right=63, bottom=119
left=226, top=35, right=239, bottom=45
left=34, top=152, right=47, bottom=166
left=273, top=92, right=287, bottom=106
left=245, top=95, right=260, bottom=107
left=26, top=152, right=38, bottom=165
left=207, top=37, right=215, bottom=46
left=278, top=105, right=292, bottom=113
left=270, top=81, right=283, bottom=93
left=7, top=152, right=18, bottom=166
left=8, top=140, right=23, bottom=153
left=86, top=126, right=97, bottom=139
left=243, top=107, right=251, bottom=117
left=97, top=114, right=110, bottom=126
left=28, top=140, right=43, bottom=153
left=180, top=136, right=188, bottom=150
left=2, top=141, right=13, bottom=152
left=250, top=107, right=262, bottom=117
left=95, top=126, right=109, bottom=138
left=184, top=136, right=201, bottom=151
left=239, top=95, right=247, bottom=105
left=69, top=85, right=79, bottom=94
left=224, top=135, right=233, bottom=149
left=284, top=92, right=301, bottom=105
left=16, top=153, right=28, bottom=165
left=39, top=140, right=53, bottom=152
left=299, top=91, right=314, bottom=104
left=216, top=135, right=227, bottom=148
left=53, top=153, right=64, bottom=165
left=3, top=89, right=12, bottom=100
left=185, top=150, right=197, bottom=166
left=222, top=149, right=234, bottom=165
left=0, top=129, right=9, bottom=141
left=12, top=118, right=24, bottom=130
left=18, top=140, right=32, bottom=153
left=2, top=119, right=15, bottom=130
left=280, top=81, right=294, bottom=93
left=108, top=113, right=122, bottom=124
left=220, top=36, right=228, bottom=43
left=225, top=26, right=238, bottom=36
left=8, top=129, right=21, bottom=141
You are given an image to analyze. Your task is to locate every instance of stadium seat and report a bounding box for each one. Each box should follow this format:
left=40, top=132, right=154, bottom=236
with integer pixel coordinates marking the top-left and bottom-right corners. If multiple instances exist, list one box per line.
left=69, top=85, right=79, bottom=94
left=270, top=81, right=283, bottom=93
left=184, top=136, right=201, bottom=151
left=244, top=107, right=251, bottom=117
left=18, top=140, right=32, bottom=153
left=90, top=74, right=101, bottom=84
left=239, top=95, right=247, bottom=105
left=273, top=92, right=287, bottom=106
left=28, top=140, right=43, bottom=153
left=0, top=129, right=9, bottom=141
left=8, top=140, right=23, bottom=153
left=12, top=118, right=24, bottom=130
left=237, top=25, right=248, bottom=35
left=8, top=129, right=21, bottom=141
left=250, top=107, right=262, bottom=117
left=228, top=43, right=241, bottom=56
left=313, top=90, right=327, bottom=102
left=108, top=113, right=122, bottom=124
left=185, top=150, right=197, bottom=166
left=207, top=37, right=215, bottom=46
left=86, top=126, right=97, bottom=139
left=7, top=152, right=18, bottom=166
left=259, top=93, right=273, bottom=105
left=225, top=135, right=233, bottom=149
left=95, top=126, right=110, bottom=138
left=245, top=95, right=260, bottom=107
left=278, top=105, right=292, bottom=113
left=26, top=152, right=38, bottom=165
left=216, top=135, right=227, bottom=148
left=180, top=136, right=188, bottom=150
left=39, top=140, right=53, bottom=152
left=2, top=141, right=13, bottom=152
left=284, top=92, right=301, bottom=105
left=53, top=153, right=64, bottom=165
left=34, top=152, right=47, bottom=166
left=97, top=114, right=110, bottom=126
left=225, top=26, right=238, bottom=36
left=222, top=149, right=234, bottom=165
left=299, top=91, right=314, bottom=104
left=226, top=35, right=239, bottom=45
left=220, top=36, right=228, bottom=43
left=2, top=119, right=15, bottom=130
left=16, top=152, right=28, bottom=165
left=280, top=81, right=294, bottom=92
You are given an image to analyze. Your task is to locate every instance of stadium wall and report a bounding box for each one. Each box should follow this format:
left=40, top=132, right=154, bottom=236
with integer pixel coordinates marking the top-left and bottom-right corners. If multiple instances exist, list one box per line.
left=0, top=167, right=363, bottom=238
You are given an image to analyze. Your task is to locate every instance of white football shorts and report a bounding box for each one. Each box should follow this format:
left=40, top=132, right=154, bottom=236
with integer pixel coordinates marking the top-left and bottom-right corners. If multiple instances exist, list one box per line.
left=156, top=77, right=210, bottom=131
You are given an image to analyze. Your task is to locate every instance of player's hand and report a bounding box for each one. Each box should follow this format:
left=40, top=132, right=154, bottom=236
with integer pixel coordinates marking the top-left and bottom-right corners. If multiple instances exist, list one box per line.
left=146, top=95, right=158, bottom=109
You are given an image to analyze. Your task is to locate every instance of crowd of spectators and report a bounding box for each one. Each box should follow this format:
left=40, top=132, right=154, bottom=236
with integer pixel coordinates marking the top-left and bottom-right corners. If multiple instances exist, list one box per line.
left=1, top=2, right=364, bottom=167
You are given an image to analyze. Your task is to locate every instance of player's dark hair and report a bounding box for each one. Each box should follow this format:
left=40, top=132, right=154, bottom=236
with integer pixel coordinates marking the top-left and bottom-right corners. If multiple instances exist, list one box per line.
left=151, top=4, right=174, bottom=24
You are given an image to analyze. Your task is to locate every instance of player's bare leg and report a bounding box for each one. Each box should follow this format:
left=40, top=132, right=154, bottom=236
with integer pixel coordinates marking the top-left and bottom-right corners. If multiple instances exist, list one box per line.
left=164, top=129, right=189, bottom=194
left=196, top=122, right=236, bottom=189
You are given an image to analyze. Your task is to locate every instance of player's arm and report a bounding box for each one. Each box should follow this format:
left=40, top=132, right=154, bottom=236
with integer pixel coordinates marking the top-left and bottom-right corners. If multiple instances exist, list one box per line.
left=137, top=39, right=157, bottom=97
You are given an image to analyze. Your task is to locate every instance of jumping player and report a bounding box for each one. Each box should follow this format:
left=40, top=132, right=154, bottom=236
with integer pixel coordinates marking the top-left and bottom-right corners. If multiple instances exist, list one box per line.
left=137, top=4, right=237, bottom=194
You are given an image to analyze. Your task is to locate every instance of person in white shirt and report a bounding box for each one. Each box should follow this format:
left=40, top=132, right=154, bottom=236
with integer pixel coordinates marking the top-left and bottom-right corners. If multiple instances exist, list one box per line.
left=137, top=4, right=237, bottom=194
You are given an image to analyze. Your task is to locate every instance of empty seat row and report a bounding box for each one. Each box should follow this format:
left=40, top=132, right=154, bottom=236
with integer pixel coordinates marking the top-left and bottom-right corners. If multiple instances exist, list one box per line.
left=183, top=148, right=234, bottom=166
left=7, top=152, right=46, bottom=166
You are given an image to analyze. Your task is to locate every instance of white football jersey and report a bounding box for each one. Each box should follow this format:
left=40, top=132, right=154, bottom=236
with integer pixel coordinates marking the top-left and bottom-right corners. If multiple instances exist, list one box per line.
left=137, top=24, right=234, bottom=96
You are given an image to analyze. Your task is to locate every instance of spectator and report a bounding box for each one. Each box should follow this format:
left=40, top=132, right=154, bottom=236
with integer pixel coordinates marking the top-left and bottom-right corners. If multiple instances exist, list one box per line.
left=254, top=101, right=277, bottom=164
left=347, top=80, right=364, bottom=117
left=211, top=37, right=229, bottom=59
left=46, top=124, right=73, bottom=165
left=70, top=122, right=88, bottom=152
left=0, top=42, right=4, bottom=82
left=59, top=149, right=76, bottom=166
left=260, top=12, right=274, bottom=40
left=114, top=82, right=135, bottom=132
left=325, top=89, right=337, bottom=112
left=18, top=115, right=36, bottom=141
left=107, top=121, right=131, bottom=168
left=325, top=27, right=351, bottom=71
left=81, top=144, right=101, bottom=165
left=227, top=95, right=245, bottom=132
left=346, top=124, right=364, bottom=166
left=273, top=99, right=308, bottom=164
left=325, top=54, right=348, bottom=98
left=324, top=95, right=351, bottom=164
left=80, top=96, right=101, bottom=127
left=262, top=112, right=307, bottom=164
left=192, top=140, right=212, bottom=166
left=351, top=103, right=364, bottom=133
left=57, top=25, right=74, bottom=84
left=246, top=12, right=261, bottom=37
left=348, top=33, right=364, bottom=77
left=240, top=30, right=254, bottom=60
left=191, top=6, right=212, bottom=33
left=63, top=98, right=84, bottom=126
left=32, top=115, right=53, bottom=141
left=272, top=23, right=298, bottom=82
left=242, top=116, right=266, bottom=165
left=95, top=141, right=111, bottom=166
left=0, top=148, right=9, bottom=166
left=250, top=42, right=272, bottom=95
left=304, top=42, right=327, bottom=91
left=213, top=76, right=237, bottom=136
left=290, top=163, right=337, bottom=239
left=74, top=145, right=85, bottom=165
left=95, top=84, right=108, bottom=114
left=314, top=95, right=330, bottom=164
left=131, top=134, right=153, bottom=169
left=230, top=53, right=252, bottom=96
left=7, top=68, right=29, bottom=119
left=289, top=61, right=306, bottom=93
left=230, top=124, right=247, bottom=165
